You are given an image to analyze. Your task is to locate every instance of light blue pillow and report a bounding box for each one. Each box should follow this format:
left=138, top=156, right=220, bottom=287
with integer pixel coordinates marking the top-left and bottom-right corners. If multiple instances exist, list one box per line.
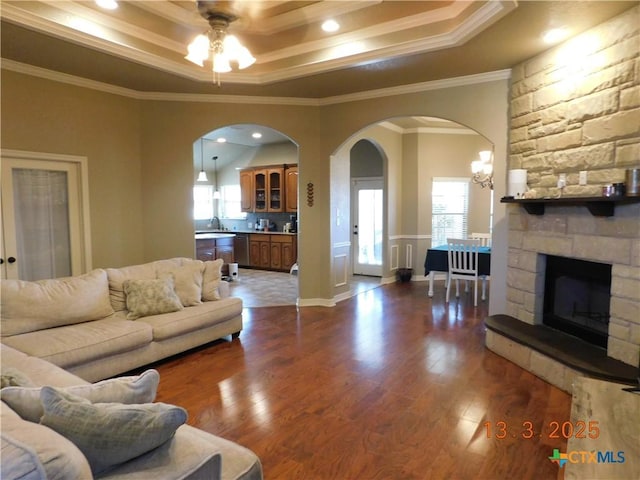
left=1, top=369, right=159, bottom=423
left=39, top=386, right=187, bottom=475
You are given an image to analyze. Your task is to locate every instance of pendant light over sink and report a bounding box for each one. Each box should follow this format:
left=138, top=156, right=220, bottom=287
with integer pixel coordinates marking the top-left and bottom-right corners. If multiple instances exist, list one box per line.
left=212, top=156, right=221, bottom=199
left=197, top=138, right=208, bottom=182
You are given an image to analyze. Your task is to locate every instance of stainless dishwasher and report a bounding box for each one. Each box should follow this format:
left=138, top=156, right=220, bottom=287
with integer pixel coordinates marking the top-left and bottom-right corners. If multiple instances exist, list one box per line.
left=233, top=233, right=250, bottom=267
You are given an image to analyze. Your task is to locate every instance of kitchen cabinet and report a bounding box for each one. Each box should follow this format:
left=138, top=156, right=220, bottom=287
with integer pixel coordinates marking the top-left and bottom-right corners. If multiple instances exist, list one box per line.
left=196, top=236, right=235, bottom=264
left=240, top=165, right=297, bottom=213
left=239, top=170, right=253, bottom=212
left=248, top=233, right=296, bottom=271
left=249, top=234, right=271, bottom=268
left=285, top=166, right=298, bottom=212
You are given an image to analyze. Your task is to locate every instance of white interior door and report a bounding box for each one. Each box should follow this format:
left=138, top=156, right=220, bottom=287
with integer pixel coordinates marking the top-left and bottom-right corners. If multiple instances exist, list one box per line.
left=352, top=178, right=383, bottom=276
left=1, top=151, right=92, bottom=280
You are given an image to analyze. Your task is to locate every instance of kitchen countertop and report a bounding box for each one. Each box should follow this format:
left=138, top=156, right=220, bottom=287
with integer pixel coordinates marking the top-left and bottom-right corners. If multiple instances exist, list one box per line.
left=194, top=232, right=236, bottom=239
left=196, top=230, right=297, bottom=236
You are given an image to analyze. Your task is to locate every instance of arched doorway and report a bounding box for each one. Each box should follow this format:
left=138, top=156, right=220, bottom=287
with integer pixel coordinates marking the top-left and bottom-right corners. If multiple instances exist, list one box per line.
left=331, top=116, right=493, bottom=302
left=192, top=124, right=300, bottom=307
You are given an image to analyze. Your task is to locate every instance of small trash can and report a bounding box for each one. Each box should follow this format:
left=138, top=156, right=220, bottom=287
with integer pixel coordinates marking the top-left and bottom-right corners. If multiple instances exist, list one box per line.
left=228, top=263, right=239, bottom=281
left=396, top=268, right=413, bottom=283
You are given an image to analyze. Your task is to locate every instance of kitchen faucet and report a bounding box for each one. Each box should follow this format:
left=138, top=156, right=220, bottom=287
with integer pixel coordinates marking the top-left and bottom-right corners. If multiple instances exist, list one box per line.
left=209, top=216, right=220, bottom=230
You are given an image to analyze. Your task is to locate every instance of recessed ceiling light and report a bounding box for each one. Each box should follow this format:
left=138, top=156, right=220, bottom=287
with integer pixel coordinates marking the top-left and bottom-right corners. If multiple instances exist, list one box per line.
left=252, top=132, right=262, bottom=139
left=95, top=0, right=118, bottom=10
left=543, top=28, right=568, bottom=44
left=216, top=138, right=227, bottom=143
left=322, top=20, right=340, bottom=33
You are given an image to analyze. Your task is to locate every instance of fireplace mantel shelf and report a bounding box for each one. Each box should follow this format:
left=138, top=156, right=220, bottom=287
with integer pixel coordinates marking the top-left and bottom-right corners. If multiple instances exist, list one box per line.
left=500, top=196, right=640, bottom=216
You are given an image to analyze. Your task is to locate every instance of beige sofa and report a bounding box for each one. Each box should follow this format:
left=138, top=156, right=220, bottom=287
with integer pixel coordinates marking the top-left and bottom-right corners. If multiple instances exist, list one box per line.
left=1, top=257, right=242, bottom=382
left=0, top=257, right=262, bottom=479
left=1, top=343, right=262, bottom=479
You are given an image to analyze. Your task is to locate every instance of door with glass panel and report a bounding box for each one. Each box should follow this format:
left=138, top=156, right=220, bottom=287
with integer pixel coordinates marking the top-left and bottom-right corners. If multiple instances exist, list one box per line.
left=352, top=178, right=383, bottom=276
left=1, top=152, right=90, bottom=280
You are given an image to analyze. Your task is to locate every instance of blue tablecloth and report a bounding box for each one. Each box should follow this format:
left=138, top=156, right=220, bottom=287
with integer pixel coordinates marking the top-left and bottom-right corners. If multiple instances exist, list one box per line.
left=424, top=245, right=491, bottom=276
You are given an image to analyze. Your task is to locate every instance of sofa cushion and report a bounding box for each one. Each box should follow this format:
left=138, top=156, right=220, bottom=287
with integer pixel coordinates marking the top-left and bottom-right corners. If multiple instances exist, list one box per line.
left=1, top=368, right=35, bottom=389
left=98, top=425, right=223, bottom=480
left=124, top=277, right=184, bottom=320
left=1, top=369, right=160, bottom=423
left=0, top=344, right=89, bottom=388
left=202, top=259, right=224, bottom=301
left=1, top=318, right=153, bottom=370
left=157, top=260, right=205, bottom=307
left=40, top=387, right=187, bottom=475
left=136, top=297, right=243, bottom=341
left=1, top=401, right=93, bottom=480
left=106, top=263, right=158, bottom=312
left=0, top=269, right=114, bottom=337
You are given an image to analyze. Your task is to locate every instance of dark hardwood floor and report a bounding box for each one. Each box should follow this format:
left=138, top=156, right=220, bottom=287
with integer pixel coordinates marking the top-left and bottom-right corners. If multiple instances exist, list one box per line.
left=153, top=282, right=571, bottom=480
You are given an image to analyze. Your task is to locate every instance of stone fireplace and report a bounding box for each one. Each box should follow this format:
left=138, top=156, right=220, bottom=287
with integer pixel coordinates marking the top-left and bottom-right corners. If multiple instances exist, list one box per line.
left=487, top=6, right=639, bottom=393
left=486, top=202, right=639, bottom=392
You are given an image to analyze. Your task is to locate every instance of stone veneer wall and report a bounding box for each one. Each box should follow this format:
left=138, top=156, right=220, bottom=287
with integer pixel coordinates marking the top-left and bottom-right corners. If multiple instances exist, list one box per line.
left=489, top=6, right=640, bottom=389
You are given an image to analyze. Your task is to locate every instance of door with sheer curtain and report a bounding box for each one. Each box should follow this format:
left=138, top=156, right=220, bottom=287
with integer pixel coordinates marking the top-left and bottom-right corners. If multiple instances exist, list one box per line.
left=1, top=152, right=90, bottom=280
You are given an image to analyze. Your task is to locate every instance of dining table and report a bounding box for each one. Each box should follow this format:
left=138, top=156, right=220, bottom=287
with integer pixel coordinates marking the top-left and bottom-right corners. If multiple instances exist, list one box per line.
left=423, top=244, right=491, bottom=297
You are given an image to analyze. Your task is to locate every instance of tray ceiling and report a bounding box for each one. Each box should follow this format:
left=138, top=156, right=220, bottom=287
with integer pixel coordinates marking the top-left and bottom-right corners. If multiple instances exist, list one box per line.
left=1, top=1, right=637, bottom=98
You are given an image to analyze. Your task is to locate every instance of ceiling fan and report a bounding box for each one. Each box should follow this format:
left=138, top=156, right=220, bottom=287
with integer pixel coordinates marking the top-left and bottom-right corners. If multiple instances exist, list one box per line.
left=186, top=1, right=255, bottom=83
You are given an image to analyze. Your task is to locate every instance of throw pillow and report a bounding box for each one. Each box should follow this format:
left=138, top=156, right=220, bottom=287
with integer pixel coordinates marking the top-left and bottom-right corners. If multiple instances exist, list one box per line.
left=124, top=277, right=183, bottom=320
left=0, top=269, right=114, bottom=337
left=1, top=369, right=159, bottom=423
left=1, top=368, right=35, bottom=389
left=157, top=260, right=205, bottom=307
left=39, top=387, right=187, bottom=475
left=202, top=258, right=224, bottom=301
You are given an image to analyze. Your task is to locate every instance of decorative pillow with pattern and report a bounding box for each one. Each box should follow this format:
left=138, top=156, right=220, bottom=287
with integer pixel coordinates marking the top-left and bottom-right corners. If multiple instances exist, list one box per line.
left=1, top=369, right=160, bottom=423
left=124, top=277, right=183, bottom=320
left=39, top=386, right=187, bottom=475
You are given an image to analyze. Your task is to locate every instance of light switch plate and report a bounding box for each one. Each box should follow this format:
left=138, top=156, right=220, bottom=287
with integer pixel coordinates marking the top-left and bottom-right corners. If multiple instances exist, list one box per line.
left=579, top=171, right=588, bottom=185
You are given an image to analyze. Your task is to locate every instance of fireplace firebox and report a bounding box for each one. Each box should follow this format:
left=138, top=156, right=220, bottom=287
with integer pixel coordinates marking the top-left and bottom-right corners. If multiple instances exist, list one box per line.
left=543, top=255, right=612, bottom=349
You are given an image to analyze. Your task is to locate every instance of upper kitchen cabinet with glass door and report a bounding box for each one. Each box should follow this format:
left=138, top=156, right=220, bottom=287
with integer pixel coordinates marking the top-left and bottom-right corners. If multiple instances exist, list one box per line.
left=267, top=167, right=284, bottom=212
left=241, top=165, right=296, bottom=213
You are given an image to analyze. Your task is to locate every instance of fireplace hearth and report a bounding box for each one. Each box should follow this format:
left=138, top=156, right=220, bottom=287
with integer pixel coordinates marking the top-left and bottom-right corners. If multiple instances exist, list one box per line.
left=543, top=255, right=612, bottom=349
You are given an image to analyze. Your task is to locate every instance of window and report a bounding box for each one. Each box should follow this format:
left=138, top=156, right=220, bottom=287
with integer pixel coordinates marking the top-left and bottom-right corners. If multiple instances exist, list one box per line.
left=193, top=185, right=213, bottom=220
left=431, top=178, right=469, bottom=247
left=220, top=184, right=246, bottom=219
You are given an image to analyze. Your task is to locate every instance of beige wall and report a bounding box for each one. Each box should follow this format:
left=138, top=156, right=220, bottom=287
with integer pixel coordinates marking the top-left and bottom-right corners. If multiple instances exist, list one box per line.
left=1, top=71, right=144, bottom=269
left=1, top=67, right=509, bottom=308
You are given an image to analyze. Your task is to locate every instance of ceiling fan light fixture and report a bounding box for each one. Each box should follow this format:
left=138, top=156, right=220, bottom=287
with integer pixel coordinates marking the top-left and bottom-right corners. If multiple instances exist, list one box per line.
left=186, top=5, right=255, bottom=85
left=212, top=52, right=232, bottom=73
left=185, top=34, right=209, bottom=66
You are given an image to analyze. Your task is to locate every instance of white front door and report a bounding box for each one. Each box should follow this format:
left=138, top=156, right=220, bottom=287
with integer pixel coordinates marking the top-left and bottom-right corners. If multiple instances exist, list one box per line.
left=352, top=178, right=383, bottom=276
left=1, top=150, right=91, bottom=280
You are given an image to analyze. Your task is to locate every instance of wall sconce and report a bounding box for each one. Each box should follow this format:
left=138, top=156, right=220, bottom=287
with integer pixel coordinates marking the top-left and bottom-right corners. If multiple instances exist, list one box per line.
left=471, top=150, right=494, bottom=189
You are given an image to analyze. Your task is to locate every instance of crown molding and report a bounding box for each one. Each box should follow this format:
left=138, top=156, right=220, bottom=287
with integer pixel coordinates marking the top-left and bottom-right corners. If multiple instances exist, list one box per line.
left=1, top=59, right=511, bottom=107
left=1, top=1, right=516, bottom=86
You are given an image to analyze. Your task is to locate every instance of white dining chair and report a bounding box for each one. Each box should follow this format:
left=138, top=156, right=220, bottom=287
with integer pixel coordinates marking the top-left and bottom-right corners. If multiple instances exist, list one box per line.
left=470, top=232, right=491, bottom=300
left=446, top=238, right=481, bottom=307
left=470, top=232, right=491, bottom=247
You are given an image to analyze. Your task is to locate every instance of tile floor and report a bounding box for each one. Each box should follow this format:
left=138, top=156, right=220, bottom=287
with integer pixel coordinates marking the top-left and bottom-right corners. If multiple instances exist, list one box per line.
left=227, top=268, right=380, bottom=307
